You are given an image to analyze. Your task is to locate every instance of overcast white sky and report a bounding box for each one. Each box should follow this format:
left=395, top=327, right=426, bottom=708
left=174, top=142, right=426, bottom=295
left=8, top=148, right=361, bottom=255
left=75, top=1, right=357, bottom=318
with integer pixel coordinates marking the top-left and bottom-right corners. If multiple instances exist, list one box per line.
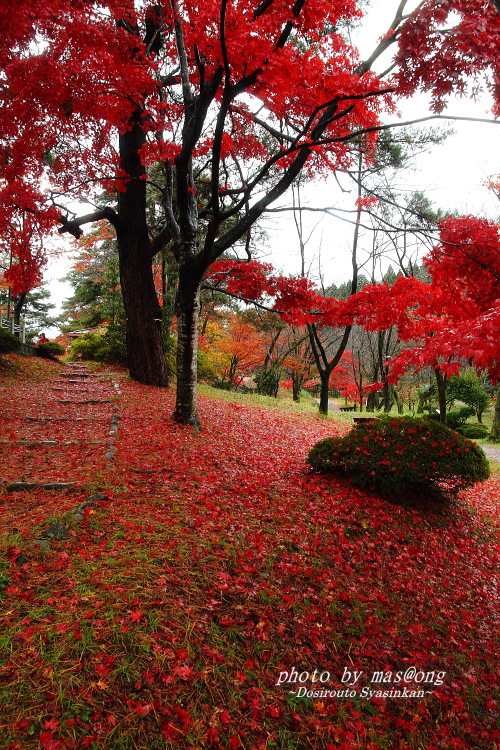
left=43, top=0, right=500, bottom=334
left=264, top=0, right=500, bottom=286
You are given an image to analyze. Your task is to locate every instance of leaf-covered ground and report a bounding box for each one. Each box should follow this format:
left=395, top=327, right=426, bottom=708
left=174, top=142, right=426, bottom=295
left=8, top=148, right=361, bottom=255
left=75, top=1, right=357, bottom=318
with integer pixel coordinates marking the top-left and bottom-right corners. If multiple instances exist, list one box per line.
left=0, top=357, right=499, bottom=750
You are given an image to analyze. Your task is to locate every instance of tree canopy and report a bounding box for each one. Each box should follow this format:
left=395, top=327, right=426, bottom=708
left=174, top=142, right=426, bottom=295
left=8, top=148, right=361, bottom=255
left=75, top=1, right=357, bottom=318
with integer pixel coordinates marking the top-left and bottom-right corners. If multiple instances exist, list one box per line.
left=1, top=0, right=499, bottom=425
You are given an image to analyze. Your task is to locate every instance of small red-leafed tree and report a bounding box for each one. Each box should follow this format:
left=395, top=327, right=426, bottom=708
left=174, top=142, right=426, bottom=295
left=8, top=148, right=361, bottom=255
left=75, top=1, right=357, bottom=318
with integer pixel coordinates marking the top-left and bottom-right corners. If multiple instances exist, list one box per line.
left=348, top=216, right=500, bottom=425
left=215, top=317, right=267, bottom=389
left=0, top=209, right=54, bottom=326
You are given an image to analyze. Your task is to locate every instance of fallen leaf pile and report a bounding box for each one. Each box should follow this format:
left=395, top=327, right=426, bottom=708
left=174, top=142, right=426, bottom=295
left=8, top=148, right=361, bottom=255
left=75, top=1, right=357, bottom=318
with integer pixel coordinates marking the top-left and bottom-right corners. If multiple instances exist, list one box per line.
left=0, top=358, right=498, bottom=749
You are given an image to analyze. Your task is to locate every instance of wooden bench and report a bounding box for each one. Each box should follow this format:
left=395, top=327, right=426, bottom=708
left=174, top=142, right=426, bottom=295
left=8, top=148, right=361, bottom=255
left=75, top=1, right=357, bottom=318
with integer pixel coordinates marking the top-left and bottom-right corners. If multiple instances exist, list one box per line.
left=339, top=406, right=356, bottom=412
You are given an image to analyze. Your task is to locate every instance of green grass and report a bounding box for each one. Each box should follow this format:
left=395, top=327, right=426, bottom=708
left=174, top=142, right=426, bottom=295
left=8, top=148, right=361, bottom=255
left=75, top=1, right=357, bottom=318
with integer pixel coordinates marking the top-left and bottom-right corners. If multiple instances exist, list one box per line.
left=198, top=382, right=323, bottom=415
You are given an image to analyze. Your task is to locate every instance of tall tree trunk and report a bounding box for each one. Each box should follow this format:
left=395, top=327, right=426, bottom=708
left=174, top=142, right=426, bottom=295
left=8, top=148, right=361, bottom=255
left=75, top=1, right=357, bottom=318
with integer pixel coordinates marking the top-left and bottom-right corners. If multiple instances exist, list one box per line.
left=118, top=115, right=169, bottom=388
left=382, top=379, right=391, bottom=412
left=319, top=372, right=330, bottom=414
left=393, top=388, right=404, bottom=414
left=13, top=292, right=26, bottom=326
left=173, top=268, right=202, bottom=427
left=292, top=372, right=303, bottom=402
left=119, top=234, right=168, bottom=387
left=490, top=388, right=500, bottom=440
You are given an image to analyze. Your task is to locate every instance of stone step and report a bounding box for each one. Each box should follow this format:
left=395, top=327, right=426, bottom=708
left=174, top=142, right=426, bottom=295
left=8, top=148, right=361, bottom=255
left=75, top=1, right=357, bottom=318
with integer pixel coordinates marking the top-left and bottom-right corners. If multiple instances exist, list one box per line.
left=6, top=481, right=76, bottom=492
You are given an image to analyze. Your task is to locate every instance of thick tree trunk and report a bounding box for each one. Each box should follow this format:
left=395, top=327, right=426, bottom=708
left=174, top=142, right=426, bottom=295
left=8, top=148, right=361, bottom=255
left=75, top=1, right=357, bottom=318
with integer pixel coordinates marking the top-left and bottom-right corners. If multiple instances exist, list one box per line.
left=173, top=270, right=202, bottom=427
left=292, top=372, right=302, bottom=402
left=119, top=240, right=168, bottom=387
left=319, top=374, right=330, bottom=415
left=416, top=392, right=426, bottom=414
left=366, top=392, right=377, bottom=412
left=13, top=293, right=26, bottom=327
left=393, top=388, right=404, bottom=414
left=118, top=114, right=169, bottom=388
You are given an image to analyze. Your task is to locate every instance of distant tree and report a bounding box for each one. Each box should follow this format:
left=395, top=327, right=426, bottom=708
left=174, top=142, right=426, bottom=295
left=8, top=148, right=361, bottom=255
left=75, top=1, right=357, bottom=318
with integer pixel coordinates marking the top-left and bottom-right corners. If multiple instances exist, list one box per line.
left=61, top=224, right=125, bottom=331
left=447, top=370, right=492, bottom=424
left=350, top=216, right=500, bottom=426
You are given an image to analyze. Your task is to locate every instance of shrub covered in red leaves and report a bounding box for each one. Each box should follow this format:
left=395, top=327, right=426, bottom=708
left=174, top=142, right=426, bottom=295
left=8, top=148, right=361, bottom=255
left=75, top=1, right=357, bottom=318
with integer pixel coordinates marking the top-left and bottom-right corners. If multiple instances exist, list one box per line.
left=308, top=416, right=490, bottom=496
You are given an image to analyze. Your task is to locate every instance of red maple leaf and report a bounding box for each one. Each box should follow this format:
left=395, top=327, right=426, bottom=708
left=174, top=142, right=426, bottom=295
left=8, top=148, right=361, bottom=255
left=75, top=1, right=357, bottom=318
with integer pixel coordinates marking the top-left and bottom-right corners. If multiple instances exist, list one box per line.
left=43, top=718, right=60, bottom=731
left=173, top=664, right=195, bottom=681
left=128, top=609, right=145, bottom=623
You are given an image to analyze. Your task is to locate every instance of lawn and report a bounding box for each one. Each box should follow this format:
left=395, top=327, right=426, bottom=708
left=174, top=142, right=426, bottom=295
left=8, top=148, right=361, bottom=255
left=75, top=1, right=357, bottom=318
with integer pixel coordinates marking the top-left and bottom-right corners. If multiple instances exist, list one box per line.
left=0, top=356, right=499, bottom=750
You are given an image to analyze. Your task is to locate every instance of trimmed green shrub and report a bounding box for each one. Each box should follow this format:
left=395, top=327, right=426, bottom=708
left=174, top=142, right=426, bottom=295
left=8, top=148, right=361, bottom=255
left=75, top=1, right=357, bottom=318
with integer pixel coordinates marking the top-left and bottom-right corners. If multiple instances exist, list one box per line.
left=0, top=328, right=21, bottom=354
left=445, top=407, right=475, bottom=430
left=68, top=325, right=127, bottom=364
left=307, top=416, right=490, bottom=496
left=68, top=329, right=104, bottom=361
left=457, top=424, right=489, bottom=440
left=424, top=406, right=474, bottom=430
left=36, top=341, right=66, bottom=358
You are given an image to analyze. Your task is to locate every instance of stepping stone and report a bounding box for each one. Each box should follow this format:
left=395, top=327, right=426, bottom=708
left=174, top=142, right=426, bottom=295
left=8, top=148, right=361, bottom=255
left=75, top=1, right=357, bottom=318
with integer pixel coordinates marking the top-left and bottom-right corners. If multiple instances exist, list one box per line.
left=0, top=440, right=106, bottom=445
left=41, top=522, right=71, bottom=540
left=72, top=494, right=109, bottom=523
left=6, top=482, right=76, bottom=492
left=27, top=417, right=85, bottom=422
left=18, top=440, right=58, bottom=446
left=57, top=399, right=113, bottom=404
left=52, top=387, right=80, bottom=391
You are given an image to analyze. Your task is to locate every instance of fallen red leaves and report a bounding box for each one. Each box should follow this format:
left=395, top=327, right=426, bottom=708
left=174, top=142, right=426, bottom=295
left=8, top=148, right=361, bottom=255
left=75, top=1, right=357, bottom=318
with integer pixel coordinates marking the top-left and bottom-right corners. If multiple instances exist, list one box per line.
left=0, top=358, right=499, bottom=749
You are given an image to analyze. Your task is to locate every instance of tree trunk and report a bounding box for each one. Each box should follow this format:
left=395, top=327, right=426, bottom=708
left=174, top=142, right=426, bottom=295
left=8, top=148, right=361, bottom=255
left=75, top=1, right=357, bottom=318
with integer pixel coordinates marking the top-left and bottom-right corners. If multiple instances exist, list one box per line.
left=416, top=391, right=427, bottom=414
left=393, top=388, right=404, bottom=414
left=358, top=374, right=363, bottom=412
left=173, top=269, right=202, bottom=428
left=319, top=373, right=330, bottom=415
left=490, top=388, right=500, bottom=441
left=382, top=379, right=391, bottom=413
left=434, top=367, right=447, bottom=424
left=292, top=372, right=302, bottom=402
left=119, top=235, right=169, bottom=387
left=366, top=392, right=377, bottom=412
left=13, top=293, right=26, bottom=326
left=228, top=356, right=238, bottom=388
left=118, top=114, right=169, bottom=387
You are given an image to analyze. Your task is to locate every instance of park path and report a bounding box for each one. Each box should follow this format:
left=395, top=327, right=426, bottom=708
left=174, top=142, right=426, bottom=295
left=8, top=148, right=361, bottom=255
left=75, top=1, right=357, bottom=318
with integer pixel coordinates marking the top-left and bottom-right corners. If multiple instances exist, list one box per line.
left=0, top=362, right=120, bottom=488
left=479, top=442, right=500, bottom=463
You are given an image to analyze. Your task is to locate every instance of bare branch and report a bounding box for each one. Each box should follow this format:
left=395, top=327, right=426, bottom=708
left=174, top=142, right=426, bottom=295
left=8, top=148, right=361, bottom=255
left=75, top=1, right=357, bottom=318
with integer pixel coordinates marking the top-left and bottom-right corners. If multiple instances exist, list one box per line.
left=58, top=208, right=121, bottom=239
left=355, top=0, right=411, bottom=75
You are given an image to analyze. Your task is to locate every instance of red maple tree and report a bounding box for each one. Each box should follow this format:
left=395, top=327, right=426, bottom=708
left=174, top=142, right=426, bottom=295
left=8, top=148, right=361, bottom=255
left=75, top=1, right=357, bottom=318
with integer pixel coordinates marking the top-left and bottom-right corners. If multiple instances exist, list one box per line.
left=1, top=0, right=498, bottom=426
left=344, top=216, right=500, bottom=423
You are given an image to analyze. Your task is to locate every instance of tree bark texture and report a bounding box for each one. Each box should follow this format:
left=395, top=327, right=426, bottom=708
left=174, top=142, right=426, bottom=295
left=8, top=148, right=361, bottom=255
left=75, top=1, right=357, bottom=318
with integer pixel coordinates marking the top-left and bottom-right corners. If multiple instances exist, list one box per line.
left=173, top=268, right=202, bottom=427
left=117, top=117, right=169, bottom=388
left=13, top=293, right=26, bottom=327
left=319, top=373, right=330, bottom=415
left=490, top=388, right=500, bottom=440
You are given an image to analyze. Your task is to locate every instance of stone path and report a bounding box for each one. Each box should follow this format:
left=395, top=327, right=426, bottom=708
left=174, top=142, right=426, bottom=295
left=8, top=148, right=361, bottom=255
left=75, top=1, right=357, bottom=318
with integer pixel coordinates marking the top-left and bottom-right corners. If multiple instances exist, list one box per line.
left=479, top=442, right=500, bottom=464
left=0, top=362, right=120, bottom=486
left=0, top=362, right=121, bottom=553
